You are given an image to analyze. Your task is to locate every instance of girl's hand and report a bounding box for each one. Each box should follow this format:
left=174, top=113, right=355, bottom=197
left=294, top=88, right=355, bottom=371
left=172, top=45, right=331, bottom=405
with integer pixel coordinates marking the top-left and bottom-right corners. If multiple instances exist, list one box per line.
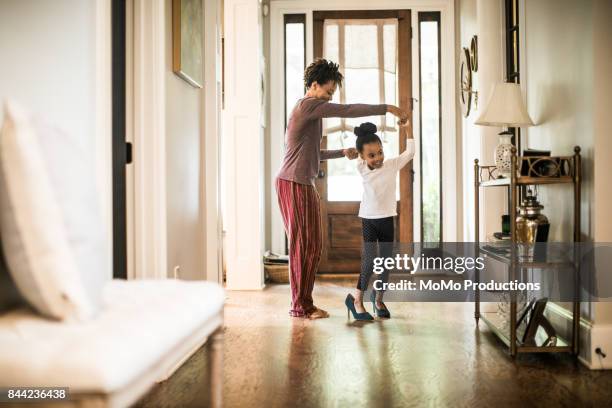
left=343, top=148, right=359, bottom=160
left=398, top=119, right=410, bottom=128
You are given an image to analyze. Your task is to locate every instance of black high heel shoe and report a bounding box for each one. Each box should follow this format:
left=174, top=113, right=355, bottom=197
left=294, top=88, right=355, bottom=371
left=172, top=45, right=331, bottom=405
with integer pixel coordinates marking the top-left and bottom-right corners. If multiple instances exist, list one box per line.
left=345, top=294, right=374, bottom=321
left=370, top=291, right=391, bottom=319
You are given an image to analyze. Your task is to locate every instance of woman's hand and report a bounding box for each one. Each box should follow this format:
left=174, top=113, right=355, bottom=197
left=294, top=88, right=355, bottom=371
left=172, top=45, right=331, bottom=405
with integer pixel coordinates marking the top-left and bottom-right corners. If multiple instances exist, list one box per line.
left=343, top=148, right=359, bottom=160
left=387, top=105, right=409, bottom=126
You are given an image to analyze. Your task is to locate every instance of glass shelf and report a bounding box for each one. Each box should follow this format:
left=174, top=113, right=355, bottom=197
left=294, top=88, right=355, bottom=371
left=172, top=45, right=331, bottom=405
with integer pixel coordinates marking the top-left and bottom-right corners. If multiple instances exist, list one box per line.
left=479, top=176, right=574, bottom=187
left=479, top=244, right=575, bottom=268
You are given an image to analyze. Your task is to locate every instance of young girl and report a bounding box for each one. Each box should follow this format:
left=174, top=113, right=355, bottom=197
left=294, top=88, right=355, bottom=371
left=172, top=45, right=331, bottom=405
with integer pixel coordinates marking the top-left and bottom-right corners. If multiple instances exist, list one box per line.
left=276, top=59, right=408, bottom=319
left=345, top=122, right=415, bottom=320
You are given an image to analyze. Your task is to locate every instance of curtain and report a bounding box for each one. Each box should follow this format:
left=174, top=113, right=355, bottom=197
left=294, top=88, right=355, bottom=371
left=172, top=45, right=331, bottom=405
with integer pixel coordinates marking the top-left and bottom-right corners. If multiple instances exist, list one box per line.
left=322, top=18, right=398, bottom=141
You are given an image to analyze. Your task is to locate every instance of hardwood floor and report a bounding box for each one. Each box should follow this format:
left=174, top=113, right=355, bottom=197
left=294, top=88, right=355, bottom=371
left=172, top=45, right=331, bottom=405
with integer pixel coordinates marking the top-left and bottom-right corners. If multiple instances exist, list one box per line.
left=138, top=278, right=612, bottom=408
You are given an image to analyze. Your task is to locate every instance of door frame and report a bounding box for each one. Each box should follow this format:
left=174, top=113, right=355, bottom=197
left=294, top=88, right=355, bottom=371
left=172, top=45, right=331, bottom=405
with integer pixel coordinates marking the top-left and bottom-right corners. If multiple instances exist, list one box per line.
left=313, top=9, right=412, bottom=273
left=95, top=0, right=113, bottom=280
left=269, top=0, right=457, bottom=256
left=125, top=0, right=168, bottom=280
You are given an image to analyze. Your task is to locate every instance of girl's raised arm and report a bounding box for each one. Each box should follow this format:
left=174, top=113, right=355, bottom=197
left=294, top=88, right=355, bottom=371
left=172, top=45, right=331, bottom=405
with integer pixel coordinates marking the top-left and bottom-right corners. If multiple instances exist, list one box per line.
left=384, top=138, right=415, bottom=172
left=396, top=139, right=416, bottom=170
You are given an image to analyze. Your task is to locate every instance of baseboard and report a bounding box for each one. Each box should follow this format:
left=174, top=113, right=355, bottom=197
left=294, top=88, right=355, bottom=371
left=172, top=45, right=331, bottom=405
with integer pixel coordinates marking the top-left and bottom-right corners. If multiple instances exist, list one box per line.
left=584, top=323, right=612, bottom=370
left=545, top=303, right=612, bottom=370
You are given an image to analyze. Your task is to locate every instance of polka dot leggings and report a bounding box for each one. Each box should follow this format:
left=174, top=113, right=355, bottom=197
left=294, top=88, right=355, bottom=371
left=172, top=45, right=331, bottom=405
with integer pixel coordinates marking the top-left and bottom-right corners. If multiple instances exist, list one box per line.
left=357, top=217, right=394, bottom=291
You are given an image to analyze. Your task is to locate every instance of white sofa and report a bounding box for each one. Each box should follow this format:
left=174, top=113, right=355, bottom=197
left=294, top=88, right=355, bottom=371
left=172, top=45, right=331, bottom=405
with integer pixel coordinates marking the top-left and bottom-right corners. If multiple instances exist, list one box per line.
left=0, top=279, right=224, bottom=408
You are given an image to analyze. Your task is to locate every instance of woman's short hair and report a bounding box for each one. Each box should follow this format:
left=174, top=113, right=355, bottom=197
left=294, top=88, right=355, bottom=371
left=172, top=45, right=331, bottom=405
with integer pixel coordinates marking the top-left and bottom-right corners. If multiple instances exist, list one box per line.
left=304, top=58, right=344, bottom=88
left=354, top=122, right=381, bottom=152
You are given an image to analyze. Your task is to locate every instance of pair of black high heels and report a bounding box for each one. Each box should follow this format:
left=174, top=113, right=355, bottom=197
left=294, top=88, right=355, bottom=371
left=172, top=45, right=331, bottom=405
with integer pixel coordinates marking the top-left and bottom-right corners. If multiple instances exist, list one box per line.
left=344, top=292, right=391, bottom=321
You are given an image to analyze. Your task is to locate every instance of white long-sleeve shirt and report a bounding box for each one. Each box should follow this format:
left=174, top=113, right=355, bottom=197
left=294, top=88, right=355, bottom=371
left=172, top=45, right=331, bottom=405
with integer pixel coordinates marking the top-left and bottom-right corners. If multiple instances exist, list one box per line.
left=357, top=139, right=416, bottom=219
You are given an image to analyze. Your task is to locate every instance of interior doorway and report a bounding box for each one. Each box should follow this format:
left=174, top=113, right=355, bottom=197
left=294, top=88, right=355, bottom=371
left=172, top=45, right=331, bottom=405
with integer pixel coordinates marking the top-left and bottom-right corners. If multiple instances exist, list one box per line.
left=313, top=10, right=413, bottom=273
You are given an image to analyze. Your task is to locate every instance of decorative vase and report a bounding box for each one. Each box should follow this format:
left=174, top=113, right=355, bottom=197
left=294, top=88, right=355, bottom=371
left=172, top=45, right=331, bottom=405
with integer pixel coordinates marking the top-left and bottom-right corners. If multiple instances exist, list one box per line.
left=516, top=192, right=550, bottom=244
left=494, top=132, right=513, bottom=178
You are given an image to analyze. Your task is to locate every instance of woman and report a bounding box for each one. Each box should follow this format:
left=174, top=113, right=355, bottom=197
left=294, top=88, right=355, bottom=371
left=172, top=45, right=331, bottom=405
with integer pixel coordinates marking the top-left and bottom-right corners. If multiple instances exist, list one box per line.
left=276, top=59, right=408, bottom=319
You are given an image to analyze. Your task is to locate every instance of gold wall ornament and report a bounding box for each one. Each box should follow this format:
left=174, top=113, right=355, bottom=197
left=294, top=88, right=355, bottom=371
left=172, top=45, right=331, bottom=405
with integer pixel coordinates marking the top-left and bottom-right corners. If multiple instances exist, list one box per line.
left=470, top=35, right=478, bottom=72
left=460, top=47, right=478, bottom=117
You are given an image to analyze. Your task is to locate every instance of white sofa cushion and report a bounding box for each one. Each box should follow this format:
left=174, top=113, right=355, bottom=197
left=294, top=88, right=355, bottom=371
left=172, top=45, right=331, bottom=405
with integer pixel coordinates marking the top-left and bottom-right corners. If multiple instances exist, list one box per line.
left=0, top=101, right=108, bottom=321
left=0, top=279, right=225, bottom=393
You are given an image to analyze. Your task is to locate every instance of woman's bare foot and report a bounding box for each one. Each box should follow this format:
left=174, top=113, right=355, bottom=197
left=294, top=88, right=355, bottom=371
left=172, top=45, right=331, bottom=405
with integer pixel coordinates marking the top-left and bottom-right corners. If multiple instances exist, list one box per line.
left=308, top=307, right=330, bottom=319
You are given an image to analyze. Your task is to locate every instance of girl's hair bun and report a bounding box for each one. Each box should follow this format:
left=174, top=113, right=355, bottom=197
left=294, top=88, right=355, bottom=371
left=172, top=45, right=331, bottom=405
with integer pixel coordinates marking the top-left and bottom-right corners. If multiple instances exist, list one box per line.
left=354, top=122, right=377, bottom=138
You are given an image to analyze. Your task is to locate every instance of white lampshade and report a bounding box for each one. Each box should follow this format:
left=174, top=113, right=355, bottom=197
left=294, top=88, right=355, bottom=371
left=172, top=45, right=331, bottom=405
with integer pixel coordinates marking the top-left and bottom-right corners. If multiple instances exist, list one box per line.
left=475, top=82, right=534, bottom=127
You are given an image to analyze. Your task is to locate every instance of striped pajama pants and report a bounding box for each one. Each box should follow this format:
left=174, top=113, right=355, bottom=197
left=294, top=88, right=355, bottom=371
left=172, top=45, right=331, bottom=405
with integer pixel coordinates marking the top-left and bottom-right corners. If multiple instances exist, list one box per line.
left=275, top=178, right=322, bottom=317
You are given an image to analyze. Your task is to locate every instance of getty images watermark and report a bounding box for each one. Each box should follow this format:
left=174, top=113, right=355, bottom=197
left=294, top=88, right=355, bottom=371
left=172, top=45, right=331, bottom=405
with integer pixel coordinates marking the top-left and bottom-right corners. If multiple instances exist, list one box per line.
left=370, top=251, right=540, bottom=292
left=360, top=242, right=612, bottom=302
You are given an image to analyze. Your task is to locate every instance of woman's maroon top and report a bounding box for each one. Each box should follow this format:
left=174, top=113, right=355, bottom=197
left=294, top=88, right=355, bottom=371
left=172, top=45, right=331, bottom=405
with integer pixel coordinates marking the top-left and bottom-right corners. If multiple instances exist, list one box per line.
left=277, top=97, right=387, bottom=185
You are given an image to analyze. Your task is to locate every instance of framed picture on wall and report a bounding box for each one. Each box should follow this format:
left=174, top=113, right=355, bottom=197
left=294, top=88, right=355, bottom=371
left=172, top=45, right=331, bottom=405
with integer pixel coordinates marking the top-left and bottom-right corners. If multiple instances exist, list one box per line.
left=172, top=0, right=203, bottom=88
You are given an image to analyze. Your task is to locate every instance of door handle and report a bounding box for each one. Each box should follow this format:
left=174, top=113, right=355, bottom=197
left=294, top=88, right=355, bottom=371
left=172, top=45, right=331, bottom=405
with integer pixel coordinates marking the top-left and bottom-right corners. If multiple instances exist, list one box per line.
left=126, top=142, right=133, bottom=164
left=317, top=169, right=326, bottom=178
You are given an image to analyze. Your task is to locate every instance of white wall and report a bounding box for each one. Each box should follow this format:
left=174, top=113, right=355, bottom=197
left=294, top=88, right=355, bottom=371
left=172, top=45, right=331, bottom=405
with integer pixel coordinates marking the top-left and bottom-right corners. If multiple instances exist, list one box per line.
left=128, top=0, right=221, bottom=282
left=523, top=0, right=595, bottom=329
left=524, top=0, right=594, bottom=242
left=592, top=0, right=612, bottom=368
left=457, top=0, right=476, bottom=241
left=455, top=0, right=507, bottom=316
left=165, top=0, right=222, bottom=282
left=523, top=0, right=612, bottom=369
left=165, top=0, right=205, bottom=279
left=474, top=0, right=506, bottom=240
left=0, top=0, right=96, bottom=151
left=0, top=0, right=112, bottom=279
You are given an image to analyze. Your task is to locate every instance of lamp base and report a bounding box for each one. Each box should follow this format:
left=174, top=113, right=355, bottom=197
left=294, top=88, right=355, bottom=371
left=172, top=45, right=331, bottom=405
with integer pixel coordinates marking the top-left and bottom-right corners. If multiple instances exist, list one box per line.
left=494, top=131, right=513, bottom=178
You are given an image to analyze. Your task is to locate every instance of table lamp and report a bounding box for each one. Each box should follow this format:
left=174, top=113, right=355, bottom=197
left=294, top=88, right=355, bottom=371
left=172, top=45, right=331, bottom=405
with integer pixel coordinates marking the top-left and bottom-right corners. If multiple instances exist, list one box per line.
left=475, top=82, right=534, bottom=178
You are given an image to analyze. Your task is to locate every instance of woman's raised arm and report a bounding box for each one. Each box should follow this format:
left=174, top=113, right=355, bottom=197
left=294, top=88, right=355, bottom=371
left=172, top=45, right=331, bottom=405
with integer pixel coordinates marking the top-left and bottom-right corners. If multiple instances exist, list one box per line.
left=305, top=99, right=387, bottom=119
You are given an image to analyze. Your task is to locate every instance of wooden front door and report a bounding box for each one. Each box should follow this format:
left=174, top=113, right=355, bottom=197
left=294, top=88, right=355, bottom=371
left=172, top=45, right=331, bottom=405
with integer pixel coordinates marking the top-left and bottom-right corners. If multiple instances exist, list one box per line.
left=313, top=10, right=413, bottom=273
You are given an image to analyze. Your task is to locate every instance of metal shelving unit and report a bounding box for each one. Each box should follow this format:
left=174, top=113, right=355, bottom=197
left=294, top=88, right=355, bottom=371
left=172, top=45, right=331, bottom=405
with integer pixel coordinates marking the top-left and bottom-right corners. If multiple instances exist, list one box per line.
left=473, top=146, right=582, bottom=357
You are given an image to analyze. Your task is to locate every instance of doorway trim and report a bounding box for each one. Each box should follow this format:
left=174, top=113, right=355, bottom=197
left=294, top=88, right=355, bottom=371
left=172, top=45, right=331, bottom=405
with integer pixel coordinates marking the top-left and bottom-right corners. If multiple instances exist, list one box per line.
left=269, top=0, right=457, bottom=255
left=95, top=0, right=113, bottom=280
left=126, top=0, right=168, bottom=280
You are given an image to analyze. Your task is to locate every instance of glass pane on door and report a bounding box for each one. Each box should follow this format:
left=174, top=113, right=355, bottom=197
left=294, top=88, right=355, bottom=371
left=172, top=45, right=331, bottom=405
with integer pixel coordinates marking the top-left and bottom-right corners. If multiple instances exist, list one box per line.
left=285, top=18, right=305, bottom=125
left=323, top=19, right=399, bottom=202
left=419, top=15, right=441, bottom=243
